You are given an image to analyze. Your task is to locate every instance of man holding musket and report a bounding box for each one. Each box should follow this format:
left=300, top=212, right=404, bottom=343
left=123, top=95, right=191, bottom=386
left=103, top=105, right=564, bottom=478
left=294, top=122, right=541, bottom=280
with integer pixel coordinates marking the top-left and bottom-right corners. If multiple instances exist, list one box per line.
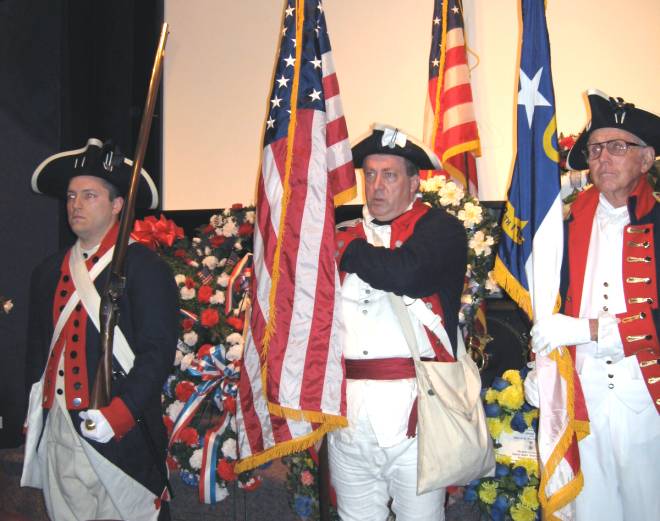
left=529, top=90, right=660, bottom=520
left=23, top=138, right=178, bottom=521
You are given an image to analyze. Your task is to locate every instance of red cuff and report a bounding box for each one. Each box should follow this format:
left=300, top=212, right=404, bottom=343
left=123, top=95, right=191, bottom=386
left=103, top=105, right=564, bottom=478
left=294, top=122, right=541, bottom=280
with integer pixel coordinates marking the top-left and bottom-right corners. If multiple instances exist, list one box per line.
left=101, top=397, right=136, bottom=440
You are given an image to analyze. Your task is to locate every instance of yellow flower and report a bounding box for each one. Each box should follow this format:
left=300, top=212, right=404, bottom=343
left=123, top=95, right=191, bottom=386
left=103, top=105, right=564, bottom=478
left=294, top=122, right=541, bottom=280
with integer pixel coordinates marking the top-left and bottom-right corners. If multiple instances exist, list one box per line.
left=520, top=486, right=540, bottom=509
left=468, top=230, right=495, bottom=256
left=478, top=481, right=498, bottom=504
left=517, top=458, right=539, bottom=478
left=487, top=417, right=504, bottom=439
left=502, top=369, right=522, bottom=386
left=484, top=388, right=499, bottom=403
left=495, top=454, right=512, bottom=466
left=502, top=413, right=514, bottom=433
left=511, top=502, right=537, bottom=521
left=497, top=383, right=525, bottom=410
left=523, top=409, right=539, bottom=428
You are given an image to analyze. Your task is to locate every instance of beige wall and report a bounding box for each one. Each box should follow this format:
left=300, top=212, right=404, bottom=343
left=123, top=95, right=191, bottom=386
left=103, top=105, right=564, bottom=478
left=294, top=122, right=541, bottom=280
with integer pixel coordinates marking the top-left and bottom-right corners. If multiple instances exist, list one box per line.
left=162, top=0, right=660, bottom=210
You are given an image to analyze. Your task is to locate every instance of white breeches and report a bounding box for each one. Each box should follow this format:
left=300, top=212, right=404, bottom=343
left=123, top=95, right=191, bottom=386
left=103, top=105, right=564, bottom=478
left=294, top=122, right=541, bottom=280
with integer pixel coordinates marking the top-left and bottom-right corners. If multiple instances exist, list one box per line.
left=37, top=400, right=121, bottom=521
left=576, top=356, right=660, bottom=521
left=328, top=416, right=445, bottom=521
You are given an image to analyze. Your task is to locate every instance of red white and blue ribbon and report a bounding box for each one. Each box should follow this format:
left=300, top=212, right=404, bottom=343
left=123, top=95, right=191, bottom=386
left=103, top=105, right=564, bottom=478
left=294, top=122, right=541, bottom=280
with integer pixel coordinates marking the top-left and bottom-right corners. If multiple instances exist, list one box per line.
left=199, top=412, right=231, bottom=504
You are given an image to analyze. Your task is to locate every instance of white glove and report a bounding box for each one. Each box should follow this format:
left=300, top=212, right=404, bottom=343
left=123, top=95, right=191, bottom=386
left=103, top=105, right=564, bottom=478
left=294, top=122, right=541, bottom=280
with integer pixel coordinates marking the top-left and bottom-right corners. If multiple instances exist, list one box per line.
left=523, top=365, right=540, bottom=408
left=531, top=314, right=591, bottom=356
left=596, top=314, right=623, bottom=357
left=79, top=409, right=115, bottom=443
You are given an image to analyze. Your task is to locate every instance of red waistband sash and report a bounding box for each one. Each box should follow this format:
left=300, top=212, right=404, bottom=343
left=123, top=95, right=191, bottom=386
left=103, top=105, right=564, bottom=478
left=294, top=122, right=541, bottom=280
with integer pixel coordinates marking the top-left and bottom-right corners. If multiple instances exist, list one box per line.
left=344, top=356, right=434, bottom=437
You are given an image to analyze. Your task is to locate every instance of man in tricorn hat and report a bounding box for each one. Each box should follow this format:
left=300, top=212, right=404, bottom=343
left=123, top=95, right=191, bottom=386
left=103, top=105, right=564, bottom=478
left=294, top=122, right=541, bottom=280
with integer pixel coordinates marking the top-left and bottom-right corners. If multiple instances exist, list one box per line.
left=528, top=90, right=660, bottom=520
left=330, top=124, right=467, bottom=520
left=23, top=138, right=178, bottom=521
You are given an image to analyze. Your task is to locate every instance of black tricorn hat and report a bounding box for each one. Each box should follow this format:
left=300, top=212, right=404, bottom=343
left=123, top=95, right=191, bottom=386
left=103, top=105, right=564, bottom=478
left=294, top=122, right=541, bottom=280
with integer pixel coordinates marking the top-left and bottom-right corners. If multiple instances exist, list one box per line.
left=351, top=123, right=441, bottom=171
left=31, top=138, right=159, bottom=209
left=567, top=89, right=660, bottom=171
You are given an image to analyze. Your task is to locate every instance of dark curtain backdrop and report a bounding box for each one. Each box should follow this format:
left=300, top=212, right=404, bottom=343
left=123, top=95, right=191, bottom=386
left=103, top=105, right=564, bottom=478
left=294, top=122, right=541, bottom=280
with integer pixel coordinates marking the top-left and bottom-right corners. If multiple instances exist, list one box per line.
left=0, top=0, right=163, bottom=448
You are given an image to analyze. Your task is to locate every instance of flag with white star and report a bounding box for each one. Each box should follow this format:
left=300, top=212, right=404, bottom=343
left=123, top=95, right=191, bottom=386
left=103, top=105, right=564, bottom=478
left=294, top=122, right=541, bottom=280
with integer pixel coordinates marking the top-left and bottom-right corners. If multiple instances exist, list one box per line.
left=494, top=2, right=588, bottom=520
left=422, top=0, right=480, bottom=194
left=235, top=0, right=354, bottom=473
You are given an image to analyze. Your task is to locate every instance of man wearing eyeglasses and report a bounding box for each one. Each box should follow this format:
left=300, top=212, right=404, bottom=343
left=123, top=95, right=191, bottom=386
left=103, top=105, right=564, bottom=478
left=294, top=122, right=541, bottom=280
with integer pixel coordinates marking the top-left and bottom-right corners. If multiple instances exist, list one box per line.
left=528, top=90, right=660, bottom=520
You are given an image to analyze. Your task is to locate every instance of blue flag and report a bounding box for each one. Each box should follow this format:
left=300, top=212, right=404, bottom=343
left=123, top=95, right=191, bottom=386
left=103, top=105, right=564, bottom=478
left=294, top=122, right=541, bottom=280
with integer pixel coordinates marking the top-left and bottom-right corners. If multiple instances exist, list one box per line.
left=494, top=0, right=562, bottom=320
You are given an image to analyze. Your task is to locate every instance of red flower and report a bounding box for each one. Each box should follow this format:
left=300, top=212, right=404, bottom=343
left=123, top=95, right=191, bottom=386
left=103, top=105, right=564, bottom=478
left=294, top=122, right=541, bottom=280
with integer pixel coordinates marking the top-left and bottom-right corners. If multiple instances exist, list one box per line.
left=198, top=285, right=213, bottom=304
left=181, top=318, right=194, bottom=331
left=223, top=396, right=236, bottom=414
left=200, top=308, right=220, bottom=328
left=240, top=476, right=262, bottom=491
left=559, top=135, right=576, bottom=150
left=197, top=343, right=213, bottom=358
left=177, top=426, right=199, bottom=446
left=163, top=416, right=174, bottom=436
left=166, top=455, right=179, bottom=471
left=174, top=249, right=187, bottom=258
left=203, top=224, right=215, bottom=234
left=226, top=316, right=244, bottom=332
left=217, top=458, right=237, bottom=481
left=238, top=223, right=253, bottom=237
left=175, top=381, right=196, bottom=402
left=210, top=235, right=226, bottom=248
left=185, top=277, right=195, bottom=289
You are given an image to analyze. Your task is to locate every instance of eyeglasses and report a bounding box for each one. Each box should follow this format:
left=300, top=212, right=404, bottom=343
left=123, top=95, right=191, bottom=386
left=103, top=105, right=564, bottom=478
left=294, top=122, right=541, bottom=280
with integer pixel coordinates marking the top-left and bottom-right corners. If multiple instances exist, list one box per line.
left=583, top=139, right=645, bottom=161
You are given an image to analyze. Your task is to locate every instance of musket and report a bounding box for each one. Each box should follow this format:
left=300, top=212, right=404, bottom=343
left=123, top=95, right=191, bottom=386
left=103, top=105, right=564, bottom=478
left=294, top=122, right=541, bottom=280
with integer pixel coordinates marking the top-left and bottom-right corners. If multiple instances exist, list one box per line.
left=85, top=23, right=169, bottom=430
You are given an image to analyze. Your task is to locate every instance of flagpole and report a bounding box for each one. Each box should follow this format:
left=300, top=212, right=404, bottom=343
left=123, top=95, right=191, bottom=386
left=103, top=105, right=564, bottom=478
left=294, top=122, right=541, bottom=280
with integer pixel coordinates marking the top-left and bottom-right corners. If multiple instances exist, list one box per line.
left=318, top=438, right=331, bottom=521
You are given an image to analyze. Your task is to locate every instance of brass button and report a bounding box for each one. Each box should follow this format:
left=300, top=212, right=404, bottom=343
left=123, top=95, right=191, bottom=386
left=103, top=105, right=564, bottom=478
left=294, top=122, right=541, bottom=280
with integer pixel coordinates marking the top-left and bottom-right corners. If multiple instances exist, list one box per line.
left=608, top=383, right=614, bottom=389
left=72, top=397, right=82, bottom=407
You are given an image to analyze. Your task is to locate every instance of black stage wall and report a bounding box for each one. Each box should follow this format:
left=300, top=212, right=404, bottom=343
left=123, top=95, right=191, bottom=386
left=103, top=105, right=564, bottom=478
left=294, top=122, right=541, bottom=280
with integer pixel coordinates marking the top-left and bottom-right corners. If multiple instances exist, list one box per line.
left=0, top=0, right=163, bottom=448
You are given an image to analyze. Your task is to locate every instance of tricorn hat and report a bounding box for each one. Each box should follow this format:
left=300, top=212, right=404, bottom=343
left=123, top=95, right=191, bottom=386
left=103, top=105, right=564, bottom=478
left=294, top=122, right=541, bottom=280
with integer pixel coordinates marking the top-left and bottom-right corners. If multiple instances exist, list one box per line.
left=31, top=138, right=159, bottom=209
left=567, top=89, right=660, bottom=171
left=351, top=123, right=441, bottom=171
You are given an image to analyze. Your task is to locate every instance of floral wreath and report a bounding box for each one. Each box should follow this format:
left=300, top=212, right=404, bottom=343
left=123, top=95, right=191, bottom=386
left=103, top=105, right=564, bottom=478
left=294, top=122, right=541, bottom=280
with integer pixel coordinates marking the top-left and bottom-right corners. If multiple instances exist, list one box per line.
left=135, top=209, right=261, bottom=504
left=464, top=367, right=540, bottom=521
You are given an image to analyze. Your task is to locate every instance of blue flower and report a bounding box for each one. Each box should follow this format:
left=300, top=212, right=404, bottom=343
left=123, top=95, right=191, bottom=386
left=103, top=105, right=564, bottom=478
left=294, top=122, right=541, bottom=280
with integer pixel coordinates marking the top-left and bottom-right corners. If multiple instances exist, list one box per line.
left=495, top=463, right=510, bottom=477
left=294, top=494, right=313, bottom=517
left=512, top=465, right=529, bottom=487
left=485, top=402, right=502, bottom=418
left=492, top=494, right=509, bottom=515
left=463, top=486, right=478, bottom=502
left=491, top=377, right=510, bottom=391
left=490, top=502, right=506, bottom=521
left=466, top=478, right=482, bottom=488
left=511, top=411, right=528, bottom=433
left=521, top=401, right=535, bottom=412
left=179, top=470, right=199, bottom=487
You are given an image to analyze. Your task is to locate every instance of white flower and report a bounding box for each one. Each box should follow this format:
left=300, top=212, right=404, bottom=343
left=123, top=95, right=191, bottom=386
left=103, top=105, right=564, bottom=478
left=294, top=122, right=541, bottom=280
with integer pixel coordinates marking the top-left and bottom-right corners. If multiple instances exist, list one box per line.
left=227, top=343, right=243, bottom=360
left=223, top=208, right=232, bottom=216
left=485, top=270, right=500, bottom=294
left=457, top=201, right=483, bottom=228
left=202, top=256, right=219, bottom=270
left=439, top=181, right=464, bottom=206
left=180, top=352, right=195, bottom=369
left=174, top=350, right=184, bottom=366
left=183, top=331, right=198, bottom=348
left=210, top=290, right=225, bottom=305
left=195, top=248, right=203, bottom=257
left=221, top=438, right=237, bottom=459
left=468, top=230, right=495, bottom=256
left=234, top=241, right=243, bottom=251
left=217, top=273, right=230, bottom=288
left=420, top=175, right=446, bottom=193
left=204, top=247, right=212, bottom=256
left=167, top=400, right=184, bottom=422
left=3, top=299, right=13, bottom=314
left=192, top=237, right=201, bottom=244
left=188, top=261, right=199, bottom=268
left=189, top=448, right=204, bottom=470
left=221, top=219, right=237, bottom=237
left=245, top=210, right=255, bottom=224
left=226, top=332, right=243, bottom=346
left=174, top=274, right=187, bottom=286
left=213, top=485, right=229, bottom=502
left=210, top=214, right=221, bottom=227
left=180, top=286, right=196, bottom=300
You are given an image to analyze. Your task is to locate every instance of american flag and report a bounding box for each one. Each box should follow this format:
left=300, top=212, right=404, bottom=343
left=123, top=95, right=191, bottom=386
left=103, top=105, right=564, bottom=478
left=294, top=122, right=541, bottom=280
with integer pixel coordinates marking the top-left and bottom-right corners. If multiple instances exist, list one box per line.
left=423, top=0, right=480, bottom=195
left=494, top=1, right=588, bottom=519
left=234, top=0, right=355, bottom=473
